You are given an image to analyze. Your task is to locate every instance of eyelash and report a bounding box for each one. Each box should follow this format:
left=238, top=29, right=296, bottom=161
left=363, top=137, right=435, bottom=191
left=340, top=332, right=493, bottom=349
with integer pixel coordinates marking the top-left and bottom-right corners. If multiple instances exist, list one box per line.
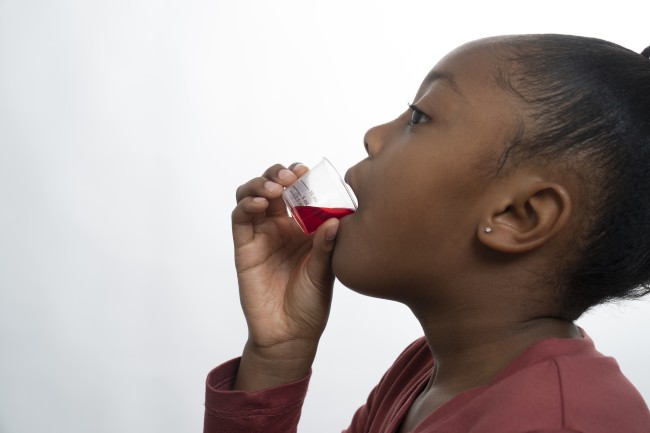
left=408, top=103, right=431, bottom=126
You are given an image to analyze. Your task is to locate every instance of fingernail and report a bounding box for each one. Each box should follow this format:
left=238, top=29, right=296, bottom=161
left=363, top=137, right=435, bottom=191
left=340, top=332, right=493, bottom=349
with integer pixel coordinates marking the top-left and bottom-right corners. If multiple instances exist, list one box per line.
left=289, top=162, right=304, bottom=170
left=278, top=169, right=294, bottom=181
left=325, top=221, right=339, bottom=241
left=264, top=181, right=281, bottom=193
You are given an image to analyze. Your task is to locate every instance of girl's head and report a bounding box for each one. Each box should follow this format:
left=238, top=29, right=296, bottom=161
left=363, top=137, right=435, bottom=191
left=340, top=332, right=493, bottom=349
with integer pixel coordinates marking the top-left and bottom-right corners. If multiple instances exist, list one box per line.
left=334, top=34, right=650, bottom=321
left=491, top=35, right=650, bottom=319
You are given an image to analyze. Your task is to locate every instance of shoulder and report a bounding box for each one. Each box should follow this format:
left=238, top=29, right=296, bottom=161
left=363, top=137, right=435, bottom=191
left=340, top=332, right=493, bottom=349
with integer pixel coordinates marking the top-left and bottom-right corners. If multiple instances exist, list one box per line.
left=550, top=349, right=649, bottom=430
left=467, top=335, right=650, bottom=433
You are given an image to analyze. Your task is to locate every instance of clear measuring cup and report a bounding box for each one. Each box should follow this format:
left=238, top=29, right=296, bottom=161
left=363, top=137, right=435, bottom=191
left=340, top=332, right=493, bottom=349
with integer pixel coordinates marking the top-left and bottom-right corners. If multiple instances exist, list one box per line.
left=282, top=158, right=358, bottom=234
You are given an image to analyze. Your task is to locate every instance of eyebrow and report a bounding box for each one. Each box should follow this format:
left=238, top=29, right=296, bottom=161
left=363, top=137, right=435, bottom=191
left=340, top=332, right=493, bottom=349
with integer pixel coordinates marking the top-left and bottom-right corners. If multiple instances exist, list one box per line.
left=423, top=70, right=465, bottom=100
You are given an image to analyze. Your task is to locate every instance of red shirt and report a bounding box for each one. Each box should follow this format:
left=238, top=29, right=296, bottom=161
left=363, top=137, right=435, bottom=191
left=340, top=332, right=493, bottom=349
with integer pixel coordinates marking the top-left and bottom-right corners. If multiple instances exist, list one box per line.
left=204, top=332, right=650, bottom=433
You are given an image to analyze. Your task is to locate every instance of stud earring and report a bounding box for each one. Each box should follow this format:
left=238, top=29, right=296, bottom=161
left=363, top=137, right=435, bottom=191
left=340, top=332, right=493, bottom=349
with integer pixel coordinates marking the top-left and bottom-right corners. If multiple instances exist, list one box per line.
left=483, top=226, right=493, bottom=234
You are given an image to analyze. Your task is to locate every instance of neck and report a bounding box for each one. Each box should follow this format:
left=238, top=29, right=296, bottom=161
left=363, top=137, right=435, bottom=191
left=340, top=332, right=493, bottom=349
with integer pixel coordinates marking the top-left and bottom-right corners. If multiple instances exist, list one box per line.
left=410, top=305, right=581, bottom=396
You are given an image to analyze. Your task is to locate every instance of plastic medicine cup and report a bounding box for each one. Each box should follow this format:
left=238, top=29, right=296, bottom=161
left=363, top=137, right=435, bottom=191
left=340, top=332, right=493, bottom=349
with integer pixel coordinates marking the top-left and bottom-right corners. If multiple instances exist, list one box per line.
left=282, top=158, right=358, bottom=234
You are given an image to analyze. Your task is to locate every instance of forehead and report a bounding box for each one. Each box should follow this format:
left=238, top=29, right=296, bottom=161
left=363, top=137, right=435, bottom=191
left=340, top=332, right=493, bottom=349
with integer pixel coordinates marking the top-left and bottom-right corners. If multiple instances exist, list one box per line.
left=416, top=39, right=506, bottom=101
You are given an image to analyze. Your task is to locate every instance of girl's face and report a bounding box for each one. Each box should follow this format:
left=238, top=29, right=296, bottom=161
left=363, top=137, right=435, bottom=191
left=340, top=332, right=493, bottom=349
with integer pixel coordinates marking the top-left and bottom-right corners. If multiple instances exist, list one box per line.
left=333, top=40, right=520, bottom=302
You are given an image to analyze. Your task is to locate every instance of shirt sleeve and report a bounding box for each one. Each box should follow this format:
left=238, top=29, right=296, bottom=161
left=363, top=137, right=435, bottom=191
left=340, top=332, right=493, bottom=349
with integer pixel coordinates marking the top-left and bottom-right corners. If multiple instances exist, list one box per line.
left=522, top=430, right=584, bottom=433
left=203, top=357, right=311, bottom=433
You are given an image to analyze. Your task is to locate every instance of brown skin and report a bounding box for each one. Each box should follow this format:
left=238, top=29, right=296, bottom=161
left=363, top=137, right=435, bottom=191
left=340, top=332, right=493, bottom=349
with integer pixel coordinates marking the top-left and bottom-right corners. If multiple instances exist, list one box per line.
left=231, top=162, right=338, bottom=390
left=230, top=37, right=582, bottom=432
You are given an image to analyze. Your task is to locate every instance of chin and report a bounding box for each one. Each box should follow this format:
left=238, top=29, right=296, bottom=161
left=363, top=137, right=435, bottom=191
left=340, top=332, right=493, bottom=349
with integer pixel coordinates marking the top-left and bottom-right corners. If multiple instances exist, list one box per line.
left=331, top=237, right=369, bottom=294
left=331, top=218, right=392, bottom=298
left=332, top=242, right=388, bottom=300
left=331, top=242, right=354, bottom=288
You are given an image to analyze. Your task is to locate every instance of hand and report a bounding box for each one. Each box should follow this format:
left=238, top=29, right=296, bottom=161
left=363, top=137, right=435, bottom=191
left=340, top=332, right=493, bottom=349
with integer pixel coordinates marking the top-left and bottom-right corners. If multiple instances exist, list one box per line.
left=231, top=163, right=340, bottom=390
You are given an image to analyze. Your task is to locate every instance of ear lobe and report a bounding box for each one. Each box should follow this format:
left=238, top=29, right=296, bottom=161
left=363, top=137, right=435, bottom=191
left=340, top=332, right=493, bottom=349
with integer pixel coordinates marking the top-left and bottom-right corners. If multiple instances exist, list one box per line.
left=478, top=182, right=572, bottom=254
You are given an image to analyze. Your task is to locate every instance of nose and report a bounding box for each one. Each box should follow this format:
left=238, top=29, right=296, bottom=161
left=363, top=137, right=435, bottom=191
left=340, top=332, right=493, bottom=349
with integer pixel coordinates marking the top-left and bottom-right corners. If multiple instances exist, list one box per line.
left=363, top=121, right=391, bottom=158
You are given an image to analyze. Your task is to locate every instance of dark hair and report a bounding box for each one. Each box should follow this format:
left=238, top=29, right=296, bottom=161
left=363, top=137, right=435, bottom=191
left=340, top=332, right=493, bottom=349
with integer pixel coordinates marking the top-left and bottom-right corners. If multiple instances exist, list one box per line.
left=495, top=34, right=650, bottom=319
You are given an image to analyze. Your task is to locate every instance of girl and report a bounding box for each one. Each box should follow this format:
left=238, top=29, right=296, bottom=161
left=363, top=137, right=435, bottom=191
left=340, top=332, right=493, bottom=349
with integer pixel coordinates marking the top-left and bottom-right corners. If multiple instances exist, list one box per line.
left=205, top=34, right=650, bottom=432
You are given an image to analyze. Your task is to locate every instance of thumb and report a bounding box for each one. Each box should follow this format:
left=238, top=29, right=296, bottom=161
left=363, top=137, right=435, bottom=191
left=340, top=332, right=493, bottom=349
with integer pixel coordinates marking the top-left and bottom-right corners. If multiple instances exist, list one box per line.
left=306, top=218, right=340, bottom=286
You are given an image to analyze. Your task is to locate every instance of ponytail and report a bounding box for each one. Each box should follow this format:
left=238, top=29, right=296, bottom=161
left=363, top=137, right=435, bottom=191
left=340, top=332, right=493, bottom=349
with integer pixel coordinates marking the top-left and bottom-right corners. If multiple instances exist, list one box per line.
left=642, top=45, right=650, bottom=58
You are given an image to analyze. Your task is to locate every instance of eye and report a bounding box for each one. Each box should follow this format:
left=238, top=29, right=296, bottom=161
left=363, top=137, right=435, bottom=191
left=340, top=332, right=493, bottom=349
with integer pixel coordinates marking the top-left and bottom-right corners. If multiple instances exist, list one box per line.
left=408, top=103, right=432, bottom=126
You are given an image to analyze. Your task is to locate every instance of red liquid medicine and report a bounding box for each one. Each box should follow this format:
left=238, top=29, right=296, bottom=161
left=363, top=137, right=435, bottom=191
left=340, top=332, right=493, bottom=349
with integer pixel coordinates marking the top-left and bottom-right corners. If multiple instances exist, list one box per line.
left=292, top=205, right=355, bottom=234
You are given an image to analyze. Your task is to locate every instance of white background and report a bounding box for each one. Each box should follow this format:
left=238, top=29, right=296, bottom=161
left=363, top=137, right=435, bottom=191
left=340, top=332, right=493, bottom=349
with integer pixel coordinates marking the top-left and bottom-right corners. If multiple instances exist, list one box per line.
left=1, top=1, right=648, bottom=432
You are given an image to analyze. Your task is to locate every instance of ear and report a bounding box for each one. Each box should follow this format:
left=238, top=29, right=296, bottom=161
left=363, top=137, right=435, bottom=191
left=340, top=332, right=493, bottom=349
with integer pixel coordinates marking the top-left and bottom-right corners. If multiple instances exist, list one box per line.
left=477, top=180, right=572, bottom=254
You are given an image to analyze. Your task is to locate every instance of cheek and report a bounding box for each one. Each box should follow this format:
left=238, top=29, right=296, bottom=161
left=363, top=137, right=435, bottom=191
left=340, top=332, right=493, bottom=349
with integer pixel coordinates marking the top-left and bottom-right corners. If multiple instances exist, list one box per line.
left=331, top=194, right=431, bottom=296
left=331, top=155, right=463, bottom=289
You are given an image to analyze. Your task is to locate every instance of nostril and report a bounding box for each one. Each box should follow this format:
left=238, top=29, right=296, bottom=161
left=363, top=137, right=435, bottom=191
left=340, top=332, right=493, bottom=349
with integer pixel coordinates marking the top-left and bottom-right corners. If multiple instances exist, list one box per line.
left=363, top=123, right=388, bottom=158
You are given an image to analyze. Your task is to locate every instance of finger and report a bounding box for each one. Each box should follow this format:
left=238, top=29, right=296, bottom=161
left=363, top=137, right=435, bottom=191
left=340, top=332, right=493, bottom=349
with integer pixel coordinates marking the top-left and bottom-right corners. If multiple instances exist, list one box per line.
left=305, top=218, right=339, bottom=288
left=231, top=196, right=269, bottom=245
left=264, top=162, right=310, bottom=217
left=259, top=164, right=304, bottom=217
left=235, top=165, right=300, bottom=218
left=289, top=162, right=309, bottom=178
left=262, top=164, right=299, bottom=187
left=235, top=164, right=292, bottom=203
left=235, top=176, right=284, bottom=204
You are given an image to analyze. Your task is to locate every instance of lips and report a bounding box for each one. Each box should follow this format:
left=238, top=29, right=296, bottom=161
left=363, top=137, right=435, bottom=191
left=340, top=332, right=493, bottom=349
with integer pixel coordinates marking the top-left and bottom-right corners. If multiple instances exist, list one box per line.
left=344, top=169, right=360, bottom=210
left=344, top=169, right=354, bottom=192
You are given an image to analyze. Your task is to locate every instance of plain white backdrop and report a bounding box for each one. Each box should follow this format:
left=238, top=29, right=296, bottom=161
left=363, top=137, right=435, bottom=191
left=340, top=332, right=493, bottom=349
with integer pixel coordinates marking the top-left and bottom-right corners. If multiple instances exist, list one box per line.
left=0, top=1, right=648, bottom=432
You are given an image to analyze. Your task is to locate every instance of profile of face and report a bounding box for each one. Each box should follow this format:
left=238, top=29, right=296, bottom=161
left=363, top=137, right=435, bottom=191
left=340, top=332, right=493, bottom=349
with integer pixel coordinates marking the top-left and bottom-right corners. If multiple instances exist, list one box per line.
left=332, top=39, right=536, bottom=303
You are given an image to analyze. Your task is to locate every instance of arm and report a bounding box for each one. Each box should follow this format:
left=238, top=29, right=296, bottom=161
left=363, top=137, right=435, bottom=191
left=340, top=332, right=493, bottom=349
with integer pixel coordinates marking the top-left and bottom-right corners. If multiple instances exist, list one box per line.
left=204, top=163, right=339, bottom=432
